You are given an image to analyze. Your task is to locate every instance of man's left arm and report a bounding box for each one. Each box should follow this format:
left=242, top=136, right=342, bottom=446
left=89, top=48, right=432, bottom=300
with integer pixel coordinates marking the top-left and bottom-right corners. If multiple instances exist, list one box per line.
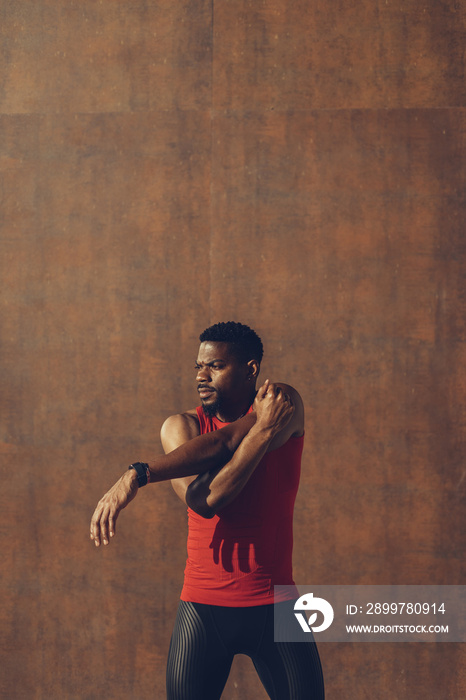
left=185, top=382, right=303, bottom=518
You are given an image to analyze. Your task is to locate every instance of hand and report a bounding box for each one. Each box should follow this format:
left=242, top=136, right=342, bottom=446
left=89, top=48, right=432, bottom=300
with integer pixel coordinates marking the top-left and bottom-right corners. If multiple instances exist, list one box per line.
left=253, top=380, right=294, bottom=436
left=90, top=470, right=139, bottom=547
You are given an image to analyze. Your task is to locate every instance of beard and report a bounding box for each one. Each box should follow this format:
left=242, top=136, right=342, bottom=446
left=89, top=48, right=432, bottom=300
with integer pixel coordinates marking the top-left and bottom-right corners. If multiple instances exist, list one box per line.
left=201, top=392, right=222, bottom=418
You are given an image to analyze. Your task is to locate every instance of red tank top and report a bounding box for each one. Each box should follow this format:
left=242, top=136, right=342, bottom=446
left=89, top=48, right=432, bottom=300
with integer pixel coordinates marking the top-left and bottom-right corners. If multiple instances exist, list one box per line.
left=180, top=406, right=303, bottom=606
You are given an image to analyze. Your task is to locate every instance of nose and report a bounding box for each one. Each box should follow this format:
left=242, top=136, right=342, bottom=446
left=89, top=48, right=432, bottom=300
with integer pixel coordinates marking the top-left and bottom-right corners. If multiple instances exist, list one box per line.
left=196, top=366, right=211, bottom=383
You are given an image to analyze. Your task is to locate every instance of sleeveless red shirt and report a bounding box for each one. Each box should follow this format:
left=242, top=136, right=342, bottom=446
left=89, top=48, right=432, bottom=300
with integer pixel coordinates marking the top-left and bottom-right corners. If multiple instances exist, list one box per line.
left=180, top=406, right=303, bottom=606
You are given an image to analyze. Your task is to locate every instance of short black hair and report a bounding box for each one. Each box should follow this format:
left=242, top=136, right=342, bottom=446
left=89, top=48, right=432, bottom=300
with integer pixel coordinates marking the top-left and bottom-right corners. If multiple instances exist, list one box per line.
left=199, top=321, right=264, bottom=364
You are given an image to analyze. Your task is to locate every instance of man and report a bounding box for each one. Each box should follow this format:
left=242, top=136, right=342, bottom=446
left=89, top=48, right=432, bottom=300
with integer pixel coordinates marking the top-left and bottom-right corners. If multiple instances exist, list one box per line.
left=90, top=322, right=324, bottom=699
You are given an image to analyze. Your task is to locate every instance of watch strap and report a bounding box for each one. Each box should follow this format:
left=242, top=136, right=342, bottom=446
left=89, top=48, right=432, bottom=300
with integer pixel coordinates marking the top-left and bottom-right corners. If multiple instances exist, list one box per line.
left=128, top=462, right=150, bottom=487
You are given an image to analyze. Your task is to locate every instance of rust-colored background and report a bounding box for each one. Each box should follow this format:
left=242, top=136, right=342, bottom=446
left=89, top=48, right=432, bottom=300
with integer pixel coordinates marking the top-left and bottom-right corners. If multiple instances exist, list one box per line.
left=1, top=1, right=465, bottom=698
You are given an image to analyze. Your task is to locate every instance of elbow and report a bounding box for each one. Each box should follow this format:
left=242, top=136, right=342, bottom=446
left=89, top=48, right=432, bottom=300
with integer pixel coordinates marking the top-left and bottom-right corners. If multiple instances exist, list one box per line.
left=186, top=483, right=217, bottom=519
left=188, top=501, right=217, bottom=519
left=196, top=505, right=217, bottom=519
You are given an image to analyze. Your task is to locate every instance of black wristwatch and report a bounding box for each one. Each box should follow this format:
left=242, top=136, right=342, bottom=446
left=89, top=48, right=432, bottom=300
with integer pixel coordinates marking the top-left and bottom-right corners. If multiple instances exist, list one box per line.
left=128, top=462, right=150, bottom=487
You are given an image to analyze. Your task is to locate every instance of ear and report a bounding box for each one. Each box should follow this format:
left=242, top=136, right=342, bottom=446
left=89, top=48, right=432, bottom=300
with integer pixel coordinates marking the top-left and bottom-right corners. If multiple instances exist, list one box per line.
left=246, top=359, right=260, bottom=382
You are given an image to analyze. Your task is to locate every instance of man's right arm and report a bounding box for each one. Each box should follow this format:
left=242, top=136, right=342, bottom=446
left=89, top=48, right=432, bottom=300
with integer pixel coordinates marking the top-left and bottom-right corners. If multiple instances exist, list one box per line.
left=90, top=382, right=297, bottom=545
left=176, top=381, right=298, bottom=517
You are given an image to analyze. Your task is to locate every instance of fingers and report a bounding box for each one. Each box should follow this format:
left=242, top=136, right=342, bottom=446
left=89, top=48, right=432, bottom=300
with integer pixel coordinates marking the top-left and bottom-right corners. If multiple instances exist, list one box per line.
left=269, top=386, right=294, bottom=417
left=89, top=473, right=136, bottom=548
left=90, top=502, right=112, bottom=547
left=258, top=381, right=292, bottom=402
left=265, top=383, right=292, bottom=403
left=266, top=382, right=283, bottom=398
left=256, top=379, right=270, bottom=399
left=108, top=513, right=116, bottom=539
left=100, top=510, right=109, bottom=546
left=90, top=508, right=101, bottom=547
left=283, top=392, right=292, bottom=404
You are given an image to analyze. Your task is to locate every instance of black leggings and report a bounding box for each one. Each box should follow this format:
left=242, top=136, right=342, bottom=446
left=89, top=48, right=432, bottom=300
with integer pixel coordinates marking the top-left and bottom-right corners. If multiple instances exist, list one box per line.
left=166, top=600, right=325, bottom=700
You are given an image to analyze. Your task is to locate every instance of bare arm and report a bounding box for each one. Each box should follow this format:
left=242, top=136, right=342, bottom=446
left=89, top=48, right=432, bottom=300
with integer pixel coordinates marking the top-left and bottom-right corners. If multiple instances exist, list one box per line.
left=171, top=382, right=302, bottom=518
left=90, top=407, right=256, bottom=547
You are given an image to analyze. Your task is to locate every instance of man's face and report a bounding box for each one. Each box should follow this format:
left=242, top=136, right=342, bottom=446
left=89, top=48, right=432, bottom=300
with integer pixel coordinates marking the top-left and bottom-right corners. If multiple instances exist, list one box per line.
left=195, top=341, right=251, bottom=419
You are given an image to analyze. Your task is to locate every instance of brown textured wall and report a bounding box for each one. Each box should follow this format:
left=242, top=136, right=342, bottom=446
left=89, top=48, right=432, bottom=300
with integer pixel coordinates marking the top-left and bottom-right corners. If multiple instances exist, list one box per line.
left=1, top=1, right=465, bottom=698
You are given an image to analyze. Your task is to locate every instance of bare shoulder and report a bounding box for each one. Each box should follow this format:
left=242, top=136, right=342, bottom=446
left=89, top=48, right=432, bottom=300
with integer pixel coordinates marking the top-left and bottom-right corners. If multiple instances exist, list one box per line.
left=160, top=409, right=200, bottom=452
left=275, top=382, right=302, bottom=400
left=160, top=410, right=200, bottom=500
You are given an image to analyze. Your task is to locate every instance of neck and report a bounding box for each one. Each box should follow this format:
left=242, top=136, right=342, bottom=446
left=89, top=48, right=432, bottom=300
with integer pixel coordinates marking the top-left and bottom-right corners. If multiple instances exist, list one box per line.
left=214, top=390, right=257, bottom=423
